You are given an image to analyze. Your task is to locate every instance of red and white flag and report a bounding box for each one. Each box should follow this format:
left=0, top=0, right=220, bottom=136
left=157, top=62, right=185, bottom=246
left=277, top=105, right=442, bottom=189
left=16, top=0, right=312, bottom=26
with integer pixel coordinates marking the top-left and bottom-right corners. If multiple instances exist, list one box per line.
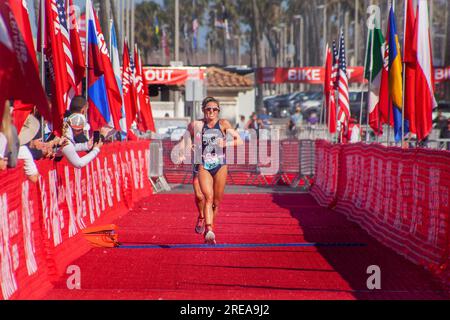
left=337, top=31, right=350, bottom=140
left=0, top=1, right=50, bottom=127
left=134, top=46, right=155, bottom=132
left=42, top=0, right=77, bottom=135
left=68, top=0, right=85, bottom=89
left=121, top=40, right=137, bottom=134
left=324, top=44, right=336, bottom=134
left=413, top=0, right=437, bottom=141
left=403, top=0, right=417, bottom=134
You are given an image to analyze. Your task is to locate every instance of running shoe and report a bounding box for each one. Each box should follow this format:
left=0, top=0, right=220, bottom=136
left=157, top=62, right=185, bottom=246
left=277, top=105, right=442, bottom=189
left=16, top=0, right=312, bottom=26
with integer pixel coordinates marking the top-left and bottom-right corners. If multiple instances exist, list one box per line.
left=204, top=230, right=216, bottom=245
left=195, top=217, right=205, bottom=234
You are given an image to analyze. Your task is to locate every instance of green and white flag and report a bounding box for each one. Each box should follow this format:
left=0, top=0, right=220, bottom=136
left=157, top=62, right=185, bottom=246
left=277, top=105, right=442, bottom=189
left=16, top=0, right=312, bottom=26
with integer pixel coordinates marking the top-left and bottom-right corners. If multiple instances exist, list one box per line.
left=365, top=19, right=386, bottom=135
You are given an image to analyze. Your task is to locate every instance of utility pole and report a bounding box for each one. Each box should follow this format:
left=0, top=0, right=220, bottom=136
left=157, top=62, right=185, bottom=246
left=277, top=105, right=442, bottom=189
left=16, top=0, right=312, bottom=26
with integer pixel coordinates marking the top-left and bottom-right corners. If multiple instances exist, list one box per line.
left=125, top=0, right=130, bottom=42
left=99, top=0, right=110, bottom=45
left=252, top=0, right=265, bottom=113
left=175, top=0, right=179, bottom=62
left=131, top=0, right=135, bottom=50
left=174, top=0, right=180, bottom=117
left=207, top=37, right=211, bottom=64
left=355, top=0, right=359, bottom=65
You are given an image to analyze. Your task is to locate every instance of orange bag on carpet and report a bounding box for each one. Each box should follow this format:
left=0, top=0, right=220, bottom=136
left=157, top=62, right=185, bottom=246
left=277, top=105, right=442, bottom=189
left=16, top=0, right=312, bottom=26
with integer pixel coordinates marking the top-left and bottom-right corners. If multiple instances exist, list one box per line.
left=82, top=224, right=120, bottom=248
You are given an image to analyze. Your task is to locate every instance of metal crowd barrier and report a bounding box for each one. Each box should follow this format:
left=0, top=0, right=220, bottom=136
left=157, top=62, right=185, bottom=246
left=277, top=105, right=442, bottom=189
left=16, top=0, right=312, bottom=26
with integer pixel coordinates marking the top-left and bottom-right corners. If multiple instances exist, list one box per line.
left=148, top=140, right=171, bottom=192
left=156, top=138, right=316, bottom=189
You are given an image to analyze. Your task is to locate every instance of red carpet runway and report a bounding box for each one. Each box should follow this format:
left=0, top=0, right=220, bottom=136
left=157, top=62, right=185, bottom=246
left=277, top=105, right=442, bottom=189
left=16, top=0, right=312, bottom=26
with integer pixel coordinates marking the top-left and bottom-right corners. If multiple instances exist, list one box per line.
left=44, top=192, right=449, bottom=300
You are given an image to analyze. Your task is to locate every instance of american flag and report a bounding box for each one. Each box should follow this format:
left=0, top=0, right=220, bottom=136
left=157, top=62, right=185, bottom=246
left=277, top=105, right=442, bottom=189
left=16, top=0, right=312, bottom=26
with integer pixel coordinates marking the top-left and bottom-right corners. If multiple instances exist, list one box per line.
left=67, top=0, right=85, bottom=87
left=337, top=30, right=350, bottom=127
left=53, top=0, right=76, bottom=108
left=331, top=40, right=339, bottom=89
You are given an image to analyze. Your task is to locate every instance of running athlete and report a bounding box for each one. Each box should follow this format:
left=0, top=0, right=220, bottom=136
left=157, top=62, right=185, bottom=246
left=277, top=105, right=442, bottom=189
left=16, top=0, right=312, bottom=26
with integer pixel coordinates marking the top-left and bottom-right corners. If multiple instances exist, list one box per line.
left=177, top=97, right=243, bottom=244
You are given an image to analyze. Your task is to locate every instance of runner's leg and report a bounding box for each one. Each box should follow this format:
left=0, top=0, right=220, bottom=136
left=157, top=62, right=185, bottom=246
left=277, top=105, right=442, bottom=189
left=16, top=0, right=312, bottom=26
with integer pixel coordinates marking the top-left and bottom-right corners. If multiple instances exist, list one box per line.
left=198, top=165, right=215, bottom=232
left=193, top=176, right=205, bottom=234
left=212, top=165, right=227, bottom=222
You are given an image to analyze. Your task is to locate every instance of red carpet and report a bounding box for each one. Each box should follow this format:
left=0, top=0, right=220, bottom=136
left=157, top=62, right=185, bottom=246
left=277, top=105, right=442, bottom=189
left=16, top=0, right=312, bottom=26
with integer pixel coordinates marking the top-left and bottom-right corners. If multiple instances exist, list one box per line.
left=43, top=193, right=449, bottom=300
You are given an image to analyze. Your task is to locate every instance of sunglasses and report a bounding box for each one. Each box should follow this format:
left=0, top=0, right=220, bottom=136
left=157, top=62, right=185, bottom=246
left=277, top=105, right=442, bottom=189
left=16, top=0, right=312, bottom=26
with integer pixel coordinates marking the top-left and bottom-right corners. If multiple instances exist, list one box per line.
left=204, top=107, right=220, bottom=112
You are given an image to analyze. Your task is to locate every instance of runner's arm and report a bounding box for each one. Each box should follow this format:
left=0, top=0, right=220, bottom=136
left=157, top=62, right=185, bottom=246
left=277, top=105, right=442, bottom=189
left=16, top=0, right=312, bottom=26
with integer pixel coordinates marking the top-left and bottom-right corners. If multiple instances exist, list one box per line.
left=220, top=120, right=243, bottom=147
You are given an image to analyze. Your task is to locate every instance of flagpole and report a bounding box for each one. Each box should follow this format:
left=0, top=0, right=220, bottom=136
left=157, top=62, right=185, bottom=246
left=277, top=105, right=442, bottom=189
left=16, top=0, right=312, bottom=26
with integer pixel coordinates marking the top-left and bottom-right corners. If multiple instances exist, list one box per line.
left=401, top=0, right=407, bottom=148
left=85, top=0, right=89, bottom=103
left=386, top=0, right=392, bottom=147
left=359, top=27, right=370, bottom=143
left=368, top=25, right=375, bottom=143
left=40, top=0, right=46, bottom=139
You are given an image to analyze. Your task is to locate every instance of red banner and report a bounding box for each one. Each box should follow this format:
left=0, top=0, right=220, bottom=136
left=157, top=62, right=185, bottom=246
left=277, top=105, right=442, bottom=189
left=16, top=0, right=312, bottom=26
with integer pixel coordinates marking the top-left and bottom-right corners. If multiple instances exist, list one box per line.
left=257, top=67, right=365, bottom=84
left=311, top=140, right=450, bottom=284
left=0, top=141, right=152, bottom=299
left=142, top=67, right=205, bottom=85
left=257, top=67, right=450, bottom=84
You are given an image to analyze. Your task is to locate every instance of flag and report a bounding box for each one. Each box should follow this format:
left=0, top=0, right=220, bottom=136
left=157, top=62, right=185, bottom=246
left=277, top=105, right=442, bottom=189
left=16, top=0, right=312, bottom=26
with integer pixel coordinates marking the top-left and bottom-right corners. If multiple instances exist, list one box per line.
left=68, top=0, right=85, bottom=89
left=79, top=13, right=86, bottom=52
left=42, top=0, right=77, bottom=135
left=134, top=46, right=155, bottom=132
left=331, top=40, right=339, bottom=89
left=413, top=0, right=437, bottom=141
left=378, top=28, right=393, bottom=127
left=388, top=7, right=408, bottom=143
left=324, top=44, right=336, bottom=134
left=337, top=30, right=350, bottom=138
left=154, top=15, right=159, bottom=36
left=5, top=0, right=51, bottom=132
left=87, top=1, right=110, bottom=130
left=121, top=40, right=137, bottom=133
left=88, top=1, right=122, bottom=131
left=110, top=21, right=126, bottom=135
left=365, top=18, right=385, bottom=135
left=0, top=2, right=16, bottom=120
left=403, top=0, right=417, bottom=135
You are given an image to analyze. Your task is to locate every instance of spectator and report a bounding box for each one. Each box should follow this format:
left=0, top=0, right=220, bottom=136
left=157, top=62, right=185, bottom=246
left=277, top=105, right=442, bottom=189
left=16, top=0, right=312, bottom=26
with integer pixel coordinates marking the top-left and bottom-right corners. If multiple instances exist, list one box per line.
left=246, top=112, right=263, bottom=139
left=288, top=106, right=303, bottom=138
left=347, top=118, right=361, bottom=143
left=257, top=107, right=272, bottom=127
left=307, top=112, right=319, bottom=127
left=59, top=113, right=103, bottom=169
left=433, top=110, right=447, bottom=138
left=235, top=115, right=246, bottom=130
left=65, top=96, right=90, bottom=143
left=0, top=132, right=7, bottom=170
left=1, top=102, right=20, bottom=169
left=441, top=119, right=450, bottom=150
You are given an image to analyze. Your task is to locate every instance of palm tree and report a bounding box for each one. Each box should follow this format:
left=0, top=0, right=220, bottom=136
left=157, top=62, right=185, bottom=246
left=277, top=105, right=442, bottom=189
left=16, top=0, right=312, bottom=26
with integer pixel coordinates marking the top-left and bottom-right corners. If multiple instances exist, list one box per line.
left=134, top=1, right=164, bottom=64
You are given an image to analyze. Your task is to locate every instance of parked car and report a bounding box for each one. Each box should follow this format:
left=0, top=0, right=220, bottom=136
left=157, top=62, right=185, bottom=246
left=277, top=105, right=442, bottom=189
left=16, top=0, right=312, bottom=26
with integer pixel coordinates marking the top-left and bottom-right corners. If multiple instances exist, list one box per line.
left=297, top=91, right=323, bottom=119
left=265, top=93, right=294, bottom=118
left=348, top=90, right=369, bottom=123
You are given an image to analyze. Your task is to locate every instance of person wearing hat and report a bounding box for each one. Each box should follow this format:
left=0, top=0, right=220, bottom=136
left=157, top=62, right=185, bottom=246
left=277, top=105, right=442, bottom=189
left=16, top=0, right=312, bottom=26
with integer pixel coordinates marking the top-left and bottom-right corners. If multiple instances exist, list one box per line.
left=59, top=113, right=103, bottom=169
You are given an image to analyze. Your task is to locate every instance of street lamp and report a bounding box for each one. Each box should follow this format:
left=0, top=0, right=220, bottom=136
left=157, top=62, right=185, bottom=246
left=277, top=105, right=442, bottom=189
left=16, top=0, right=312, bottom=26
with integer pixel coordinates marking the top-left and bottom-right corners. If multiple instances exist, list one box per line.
left=317, top=4, right=327, bottom=55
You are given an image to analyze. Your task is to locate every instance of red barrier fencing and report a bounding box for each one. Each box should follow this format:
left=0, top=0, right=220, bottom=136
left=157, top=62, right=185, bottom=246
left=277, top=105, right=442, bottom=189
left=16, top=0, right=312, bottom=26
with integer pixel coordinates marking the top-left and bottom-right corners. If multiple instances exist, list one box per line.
left=311, top=140, right=450, bottom=284
left=0, top=141, right=152, bottom=299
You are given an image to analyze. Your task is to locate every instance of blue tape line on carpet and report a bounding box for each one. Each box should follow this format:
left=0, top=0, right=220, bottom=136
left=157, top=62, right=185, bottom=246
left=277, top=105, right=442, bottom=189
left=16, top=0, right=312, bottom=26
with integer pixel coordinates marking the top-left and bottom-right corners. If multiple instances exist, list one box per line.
left=117, top=242, right=367, bottom=249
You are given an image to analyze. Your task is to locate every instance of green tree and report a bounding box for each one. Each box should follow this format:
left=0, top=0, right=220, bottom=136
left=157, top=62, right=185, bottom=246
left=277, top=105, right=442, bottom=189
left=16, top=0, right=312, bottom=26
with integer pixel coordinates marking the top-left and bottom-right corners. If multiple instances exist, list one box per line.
left=134, top=1, right=164, bottom=63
